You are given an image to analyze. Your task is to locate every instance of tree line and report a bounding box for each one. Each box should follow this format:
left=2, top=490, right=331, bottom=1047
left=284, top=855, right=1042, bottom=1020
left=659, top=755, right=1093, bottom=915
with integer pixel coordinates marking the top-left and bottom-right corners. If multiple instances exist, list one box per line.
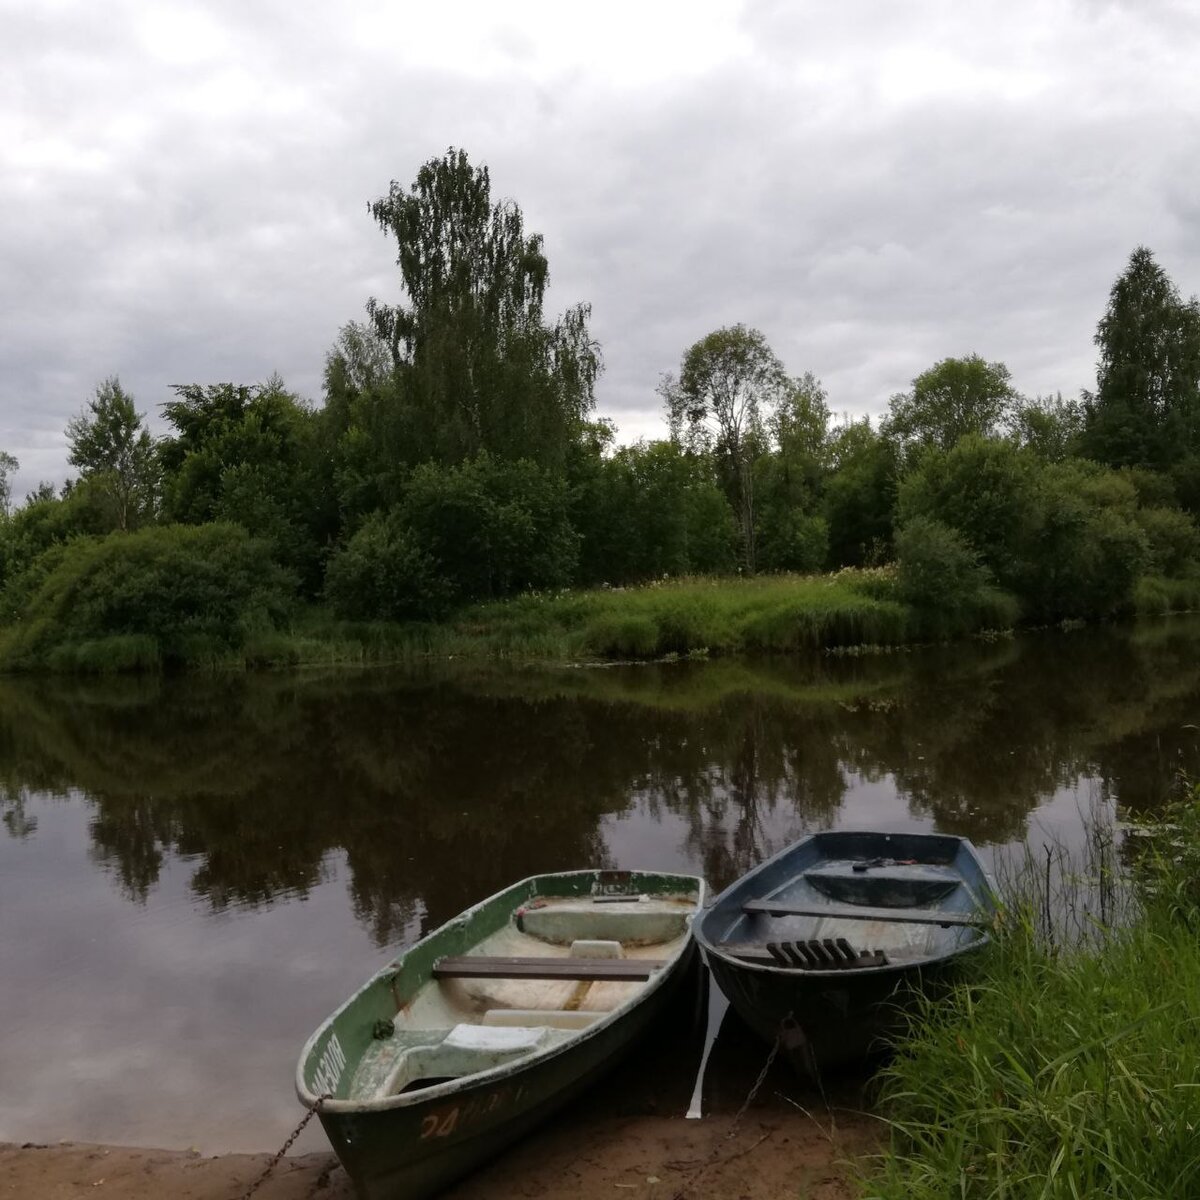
left=2, top=148, right=1199, bottom=665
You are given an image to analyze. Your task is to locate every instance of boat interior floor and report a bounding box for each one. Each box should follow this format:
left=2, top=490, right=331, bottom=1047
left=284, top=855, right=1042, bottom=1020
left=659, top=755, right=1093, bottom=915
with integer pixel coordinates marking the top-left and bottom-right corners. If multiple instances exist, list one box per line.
left=717, top=858, right=985, bottom=971
left=349, top=894, right=695, bottom=1103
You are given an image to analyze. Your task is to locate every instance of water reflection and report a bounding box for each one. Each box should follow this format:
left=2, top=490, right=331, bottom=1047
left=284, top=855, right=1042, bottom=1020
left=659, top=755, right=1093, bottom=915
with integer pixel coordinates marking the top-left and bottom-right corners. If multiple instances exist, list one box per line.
left=1, top=618, right=1199, bottom=1151
left=3, top=621, right=1200, bottom=936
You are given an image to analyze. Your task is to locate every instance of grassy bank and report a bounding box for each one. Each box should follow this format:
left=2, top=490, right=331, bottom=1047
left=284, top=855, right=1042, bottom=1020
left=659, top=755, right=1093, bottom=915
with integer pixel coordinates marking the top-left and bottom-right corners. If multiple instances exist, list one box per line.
left=862, top=796, right=1200, bottom=1199
left=5, top=561, right=1199, bottom=674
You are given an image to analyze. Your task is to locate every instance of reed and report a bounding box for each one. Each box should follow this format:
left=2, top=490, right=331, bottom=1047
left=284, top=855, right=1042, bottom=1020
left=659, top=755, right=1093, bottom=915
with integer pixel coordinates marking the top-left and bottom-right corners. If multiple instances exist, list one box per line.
left=861, top=791, right=1200, bottom=1199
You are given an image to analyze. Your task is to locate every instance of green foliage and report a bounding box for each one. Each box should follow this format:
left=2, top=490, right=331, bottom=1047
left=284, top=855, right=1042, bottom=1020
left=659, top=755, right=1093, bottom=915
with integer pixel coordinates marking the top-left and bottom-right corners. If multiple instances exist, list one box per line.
left=865, top=801, right=1200, bottom=1200
left=1010, top=393, right=1084, bottom=461
left=755, top=377, right=831, bottom=573
left=363, top=148, right=599, bottom=474
left=324, top=510, right=450, bottom=622
left=895, top=516, right=1011, bottom=636
left=899, top=441, right=1156, bottom=621
left=455, top=573, right=914, bottom=661
left=328, top=454, right=578, bottom=620
left=0, top=524, right=296, bottom=671
left=401, top=453, right=577, bottom=604
left=160, top=379, right=336, bottom=593
left=0, top=479, right=110, bottom=603
left=884, top=354, right=1019, bottom=458
left=65, top=377, right=158, bottom=531
left=570, top=438, right=737, bottom=584
left=0, top=450, right=16, bottom=517
left=1020, top=461, right=1149, bottom=620
left=898, top=435, right=1035, bottom=587
left=1082, top=246, right=1200, bottom=471
left=754, top=500, right=829, bottom=573
left=823, top=420, right=897, bottom=567
left=661, top=325, right=793, bottom=571
left=1134, top=505, right=1200, bottom=576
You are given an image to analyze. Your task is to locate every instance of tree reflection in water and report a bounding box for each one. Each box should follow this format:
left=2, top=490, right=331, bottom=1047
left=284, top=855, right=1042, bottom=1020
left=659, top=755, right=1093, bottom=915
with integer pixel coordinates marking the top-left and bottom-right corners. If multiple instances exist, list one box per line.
left=2, top=617, right=1199, bottom=946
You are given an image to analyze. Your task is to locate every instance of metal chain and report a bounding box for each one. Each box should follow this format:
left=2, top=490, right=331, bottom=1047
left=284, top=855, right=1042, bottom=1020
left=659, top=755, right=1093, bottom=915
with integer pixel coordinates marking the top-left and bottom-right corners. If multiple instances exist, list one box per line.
left=238, top=1092, right=332, bottom=1200
left=726, top=1020, right=787, bottom=1137
left=669, top=1012, right=795, bottom=1200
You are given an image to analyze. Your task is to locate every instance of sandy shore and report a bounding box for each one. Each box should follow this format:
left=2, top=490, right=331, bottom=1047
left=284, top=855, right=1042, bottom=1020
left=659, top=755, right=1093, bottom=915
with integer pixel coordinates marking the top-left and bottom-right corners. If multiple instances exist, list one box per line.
left=3, top=981, right=884, bottom=1199
left=2, top=1066, right=880, bottom=1200
left=2, top=1101, right=878, bottom=1199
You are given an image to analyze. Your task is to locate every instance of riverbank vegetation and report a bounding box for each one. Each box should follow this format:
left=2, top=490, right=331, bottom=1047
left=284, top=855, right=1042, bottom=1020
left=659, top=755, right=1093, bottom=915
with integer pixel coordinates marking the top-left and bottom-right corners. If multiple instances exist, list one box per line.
left=3, top=150, right=1200, bottom=671
left=863, top=789, right=1200, bottom=1198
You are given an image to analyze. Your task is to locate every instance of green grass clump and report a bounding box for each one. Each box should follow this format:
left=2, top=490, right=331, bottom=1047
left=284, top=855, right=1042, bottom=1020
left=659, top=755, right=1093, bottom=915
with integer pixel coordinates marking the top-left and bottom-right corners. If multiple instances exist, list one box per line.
left=863, top=797, right=1200, bottom=1199
left=455, top=570, right=944, bottom=660
left=1133, top=574, right=1200, bottom=615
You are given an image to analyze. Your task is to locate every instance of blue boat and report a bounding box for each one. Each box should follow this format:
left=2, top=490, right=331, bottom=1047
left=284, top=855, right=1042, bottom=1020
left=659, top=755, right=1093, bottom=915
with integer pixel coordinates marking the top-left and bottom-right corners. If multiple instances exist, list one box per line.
left=695, top=830, right=996, bottom=1074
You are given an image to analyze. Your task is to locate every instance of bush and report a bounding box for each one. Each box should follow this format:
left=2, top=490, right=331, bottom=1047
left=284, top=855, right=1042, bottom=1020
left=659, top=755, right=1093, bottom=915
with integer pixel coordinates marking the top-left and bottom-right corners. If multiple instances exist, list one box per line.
left=324, top=511, right=451, bottom=621
left=0, top=523, right=295, bottom=670
left=897, top=436, right=1035, bottom=588
left=895, top=516, right=999, bottom=636
left=1021, top=466, right=1149, bottom=620
left=400, top=453, right=578, bottom=604
left=1135, top=505, right=1200, bottom=576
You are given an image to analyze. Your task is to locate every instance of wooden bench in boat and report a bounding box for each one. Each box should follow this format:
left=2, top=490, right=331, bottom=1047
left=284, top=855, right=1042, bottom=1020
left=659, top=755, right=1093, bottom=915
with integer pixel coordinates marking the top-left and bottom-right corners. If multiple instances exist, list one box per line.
left=742, top=899, right=985, bottom=927
left=432, top=955, right=668, bottom=981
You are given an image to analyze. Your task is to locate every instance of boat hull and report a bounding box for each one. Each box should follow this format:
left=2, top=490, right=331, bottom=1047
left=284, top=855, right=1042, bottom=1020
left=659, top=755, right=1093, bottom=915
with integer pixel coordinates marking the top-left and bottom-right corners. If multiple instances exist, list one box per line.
left=318, top=949, right=693, bottom=1200
left=696, top=831, right=995, bottom=1074
left=704, top=942, right=961, bottom=1072
left=297, top=869, right=704, bottom=1200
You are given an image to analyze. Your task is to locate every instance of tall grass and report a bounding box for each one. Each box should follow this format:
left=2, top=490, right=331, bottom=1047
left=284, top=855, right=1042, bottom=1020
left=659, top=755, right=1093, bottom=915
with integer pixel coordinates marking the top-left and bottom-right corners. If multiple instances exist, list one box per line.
left=0, top=566, right=1019, bottom=673
left=1133, top=573, right=1200, bottom=615
left=446, top=568, right=1014, bottom=662
left=862, top=791, right=1200, bottom=1199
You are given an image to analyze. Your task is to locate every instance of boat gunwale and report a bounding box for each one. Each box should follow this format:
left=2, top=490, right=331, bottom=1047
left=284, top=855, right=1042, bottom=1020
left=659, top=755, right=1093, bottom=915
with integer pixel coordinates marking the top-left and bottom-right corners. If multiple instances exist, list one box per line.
left=296, top=869, right=705, bottom=1115
left=695, top=830, right=996, bottom=980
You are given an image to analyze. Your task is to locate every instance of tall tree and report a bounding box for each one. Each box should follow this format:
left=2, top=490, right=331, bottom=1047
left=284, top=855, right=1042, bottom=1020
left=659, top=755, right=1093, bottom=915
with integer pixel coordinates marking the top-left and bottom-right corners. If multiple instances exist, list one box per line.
left=65, top=377, right=158, bottom=531
left=364, top=148, right=600, bottom=471
left=0, top=450, right=16, bottom=518
left=1082, top=246, right=1200, bottom=470
left=883, top=355, right=1018, bottom=459
left=661, top=325, right=791, bottom=571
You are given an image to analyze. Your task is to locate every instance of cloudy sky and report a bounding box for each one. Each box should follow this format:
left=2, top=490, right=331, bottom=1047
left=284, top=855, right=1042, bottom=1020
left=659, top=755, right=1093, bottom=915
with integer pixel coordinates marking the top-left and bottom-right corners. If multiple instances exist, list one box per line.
left=3, top=0, right=1199, bottom=496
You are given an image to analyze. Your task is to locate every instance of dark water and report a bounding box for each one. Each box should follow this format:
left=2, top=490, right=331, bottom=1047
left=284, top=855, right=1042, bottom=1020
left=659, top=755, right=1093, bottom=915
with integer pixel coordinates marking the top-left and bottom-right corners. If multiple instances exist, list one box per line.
left=2, top=618, right=1199, bottom=1153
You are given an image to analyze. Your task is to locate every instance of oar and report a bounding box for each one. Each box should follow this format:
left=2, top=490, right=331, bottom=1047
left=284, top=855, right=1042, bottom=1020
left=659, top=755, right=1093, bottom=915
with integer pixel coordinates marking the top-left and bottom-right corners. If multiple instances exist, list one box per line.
left=685, top=975, right=730, bottom=1119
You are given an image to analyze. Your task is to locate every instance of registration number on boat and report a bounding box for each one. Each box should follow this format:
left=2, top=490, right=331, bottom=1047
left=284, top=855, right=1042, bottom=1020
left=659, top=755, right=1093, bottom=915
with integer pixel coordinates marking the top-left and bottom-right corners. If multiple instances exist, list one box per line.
left=310, top=1032, right=347, bottom=1095
left=419, top=1083, right=528, bottom=1140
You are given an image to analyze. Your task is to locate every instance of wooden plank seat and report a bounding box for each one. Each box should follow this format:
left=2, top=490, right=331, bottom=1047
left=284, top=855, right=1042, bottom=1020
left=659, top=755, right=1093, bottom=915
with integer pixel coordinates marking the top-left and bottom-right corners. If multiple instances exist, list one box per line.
left=432, top=955, right=667, bottom=982
left=742, top=899, right=984, bottom=927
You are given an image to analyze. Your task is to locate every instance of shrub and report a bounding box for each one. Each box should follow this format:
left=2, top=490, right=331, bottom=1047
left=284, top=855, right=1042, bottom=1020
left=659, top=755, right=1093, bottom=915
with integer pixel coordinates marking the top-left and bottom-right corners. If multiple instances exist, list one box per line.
left=400, top=453, right=579, bottom=604
left=895, top=516, right=997, bottom=636
left=1135, top=505, right=1200, bottom=576
left=0, top=523, right=295, bottom=670
left=324, top=511, right=450, bottom=621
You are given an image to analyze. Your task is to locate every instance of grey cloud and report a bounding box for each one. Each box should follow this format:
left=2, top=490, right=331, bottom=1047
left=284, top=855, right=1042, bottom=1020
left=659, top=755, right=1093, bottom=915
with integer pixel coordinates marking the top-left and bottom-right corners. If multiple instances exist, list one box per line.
left=2, top=0, right=1199, bottom=496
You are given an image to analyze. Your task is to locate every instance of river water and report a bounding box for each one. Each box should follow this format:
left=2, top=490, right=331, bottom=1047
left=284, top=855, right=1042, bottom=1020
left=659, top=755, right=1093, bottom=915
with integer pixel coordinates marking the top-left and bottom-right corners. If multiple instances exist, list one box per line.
left=2, top=618, right=1198, bottom=1153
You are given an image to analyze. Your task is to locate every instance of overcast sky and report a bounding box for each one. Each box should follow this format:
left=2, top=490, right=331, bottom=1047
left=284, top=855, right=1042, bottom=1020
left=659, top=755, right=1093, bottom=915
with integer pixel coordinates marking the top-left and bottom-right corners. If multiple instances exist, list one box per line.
left=3, top=0, right=1199, bottom=497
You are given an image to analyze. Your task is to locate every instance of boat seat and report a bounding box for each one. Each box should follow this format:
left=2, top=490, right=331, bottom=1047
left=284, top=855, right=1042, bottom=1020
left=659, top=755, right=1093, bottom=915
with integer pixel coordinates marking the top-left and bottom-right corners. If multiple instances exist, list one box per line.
left=805, top=868, right=961, bottom=909
left=517, top=901, right=690, bottom=947
left=375, top=1023, right=552, bottom=1098
left=432, top=955, right=666, bottom=981
left=742, top=899, right=982, bottom=927
left=482, top=1008, right=603, bottom=1030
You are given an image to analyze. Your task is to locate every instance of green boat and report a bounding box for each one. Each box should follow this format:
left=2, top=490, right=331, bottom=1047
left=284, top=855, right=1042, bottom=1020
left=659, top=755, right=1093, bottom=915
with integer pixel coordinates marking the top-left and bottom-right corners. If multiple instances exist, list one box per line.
left=296, top=869, right=705, bottom=1200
